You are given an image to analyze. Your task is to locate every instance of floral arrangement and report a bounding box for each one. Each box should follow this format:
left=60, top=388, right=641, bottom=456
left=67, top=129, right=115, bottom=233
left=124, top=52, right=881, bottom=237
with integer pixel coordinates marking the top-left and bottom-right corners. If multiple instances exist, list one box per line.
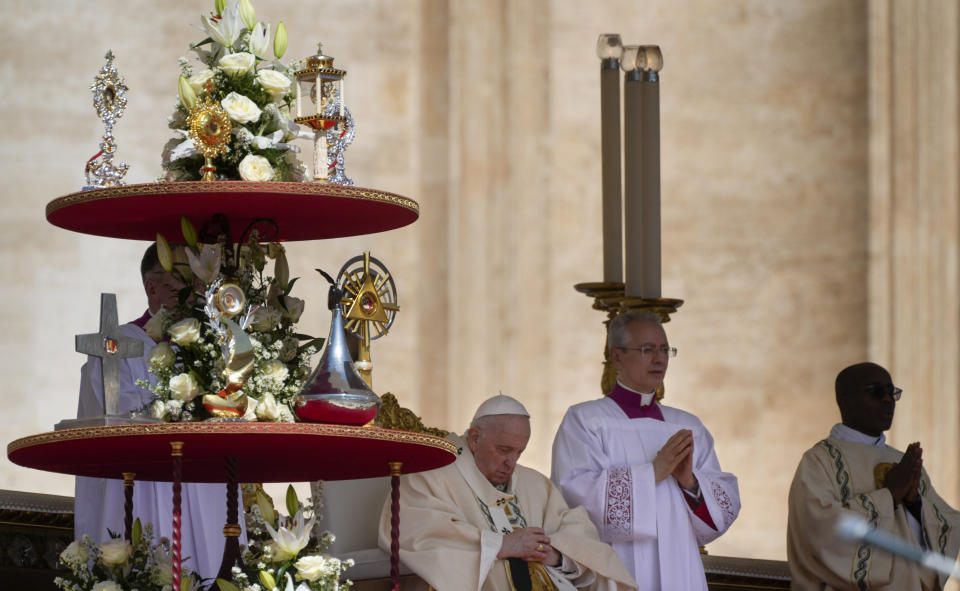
left=137, top=218, right=321, bottom=422
left=163, top=0, right=309, bottom=182
left=56, top=519, right=203, bottom=591
left=217, top=485, right=353, bottom=591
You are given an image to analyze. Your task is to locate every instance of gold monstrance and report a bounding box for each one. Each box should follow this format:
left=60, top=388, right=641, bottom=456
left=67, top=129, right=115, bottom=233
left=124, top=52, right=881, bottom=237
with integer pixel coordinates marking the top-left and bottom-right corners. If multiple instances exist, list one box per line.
left=337, top=252, right=399, bottom=386
left=187, top=98, right=232, bottom=181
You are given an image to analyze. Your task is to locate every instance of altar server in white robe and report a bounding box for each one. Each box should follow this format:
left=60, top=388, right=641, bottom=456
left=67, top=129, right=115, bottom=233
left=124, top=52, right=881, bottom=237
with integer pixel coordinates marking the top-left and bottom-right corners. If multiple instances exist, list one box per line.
left=74, top=243, right=243, bottom=581
left=787, top=362, right=960, bottom=590
left=378, top=394, right=636, bottom=591
left=551, top=310, right=740, bottom=591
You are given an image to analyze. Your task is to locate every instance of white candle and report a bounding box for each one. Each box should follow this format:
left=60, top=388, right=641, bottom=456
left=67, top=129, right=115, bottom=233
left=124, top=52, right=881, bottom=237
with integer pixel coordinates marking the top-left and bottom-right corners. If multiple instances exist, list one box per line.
left=622, top=46, right=645, bottom=297
left=641, top=46, right=663, bottom=299
left=597, top=34, right=623, bottom=284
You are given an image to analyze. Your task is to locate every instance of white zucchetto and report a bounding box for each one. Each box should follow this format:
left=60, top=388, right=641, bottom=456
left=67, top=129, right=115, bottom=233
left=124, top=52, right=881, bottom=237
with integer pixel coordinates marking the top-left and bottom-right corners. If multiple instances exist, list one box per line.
left=471, top=393, right=530, bottom=422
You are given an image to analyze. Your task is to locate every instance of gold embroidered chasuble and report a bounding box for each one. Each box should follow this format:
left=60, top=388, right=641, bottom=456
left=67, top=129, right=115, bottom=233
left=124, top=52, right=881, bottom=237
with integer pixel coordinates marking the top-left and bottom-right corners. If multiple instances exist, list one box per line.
left=787, top=435, right=960, bottom=590
left=378, top=434, right=636, bottom=591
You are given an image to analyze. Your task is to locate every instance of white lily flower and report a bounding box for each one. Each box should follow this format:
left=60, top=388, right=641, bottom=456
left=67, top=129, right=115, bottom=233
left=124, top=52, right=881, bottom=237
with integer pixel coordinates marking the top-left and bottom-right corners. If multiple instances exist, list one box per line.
left=264, top=507, right=315, bottom=562
left=252, top=130, right=287, bottom=150
left=202, top=3, right=243, bottom=50
left=283, top=572, right=312, bottom=591
left=249, top=22, right=270, bottom=58
left=238, top=0, right=257, bottom=31
left=186, top=243, right=222, bottom=284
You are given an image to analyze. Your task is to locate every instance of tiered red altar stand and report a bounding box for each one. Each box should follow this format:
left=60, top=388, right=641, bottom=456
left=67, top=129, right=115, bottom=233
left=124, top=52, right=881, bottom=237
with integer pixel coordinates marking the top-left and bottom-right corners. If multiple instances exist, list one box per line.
left=8, top=423, right=456, bottom=590
left=8, top=423, right=455, bottom=483
left=9, top=181, right=454, bottom=591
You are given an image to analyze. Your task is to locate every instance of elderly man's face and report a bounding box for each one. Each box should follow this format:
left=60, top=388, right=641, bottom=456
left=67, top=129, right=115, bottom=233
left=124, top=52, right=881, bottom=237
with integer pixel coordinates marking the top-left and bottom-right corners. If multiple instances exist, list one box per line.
left=839, top=365, right=897, bottom=437
left=610, top=320, right=669, bottom=393
left=467, top=414, right=530, bottom=487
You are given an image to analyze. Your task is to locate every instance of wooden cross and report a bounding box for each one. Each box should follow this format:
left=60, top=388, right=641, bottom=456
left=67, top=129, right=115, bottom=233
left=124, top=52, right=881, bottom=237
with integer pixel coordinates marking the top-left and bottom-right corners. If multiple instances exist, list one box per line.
left=75, top=293, right=144, bottom=415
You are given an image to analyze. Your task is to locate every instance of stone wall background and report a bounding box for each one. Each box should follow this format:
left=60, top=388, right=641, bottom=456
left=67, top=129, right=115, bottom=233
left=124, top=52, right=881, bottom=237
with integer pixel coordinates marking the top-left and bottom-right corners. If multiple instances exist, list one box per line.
left=1, top=0, right=954, bottom=562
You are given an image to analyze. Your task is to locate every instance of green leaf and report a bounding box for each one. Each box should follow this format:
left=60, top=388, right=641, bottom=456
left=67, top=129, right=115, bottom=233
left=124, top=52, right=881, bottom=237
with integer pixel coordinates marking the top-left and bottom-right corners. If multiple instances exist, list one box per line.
left=132, top=518, right=143, bottom=545
left=259, top=570, right=277, bottom=590
left=285, top=484, right=300, bottom=517
left=298, top=338, right=325, bottom=353
left=181, top=216, right=199, bottom=248
left=256, top=488, right=276, bottom=526
left=156, top=234, right=173, bottom=272
left=216, top=578, right=241, bottom=591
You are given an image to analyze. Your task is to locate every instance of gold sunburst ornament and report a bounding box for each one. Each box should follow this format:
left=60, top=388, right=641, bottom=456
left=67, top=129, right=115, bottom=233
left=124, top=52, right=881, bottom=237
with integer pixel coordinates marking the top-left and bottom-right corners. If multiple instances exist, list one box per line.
left=187, top=98, right=232, bottom=181
left=338, top=252, right=399, bottom=386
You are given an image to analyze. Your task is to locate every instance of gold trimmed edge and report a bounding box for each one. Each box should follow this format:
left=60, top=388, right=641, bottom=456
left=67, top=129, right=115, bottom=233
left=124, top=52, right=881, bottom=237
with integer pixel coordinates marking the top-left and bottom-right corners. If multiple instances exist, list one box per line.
left=46, top=182, right=419, bottom=218
left=7, top=423, right=455, bottom=456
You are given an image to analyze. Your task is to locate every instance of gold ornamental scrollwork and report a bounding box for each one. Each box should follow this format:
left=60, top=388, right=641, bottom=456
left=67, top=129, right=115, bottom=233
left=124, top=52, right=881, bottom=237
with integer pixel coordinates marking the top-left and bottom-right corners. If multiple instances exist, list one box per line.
left=375, top=393, right=449, bottom=438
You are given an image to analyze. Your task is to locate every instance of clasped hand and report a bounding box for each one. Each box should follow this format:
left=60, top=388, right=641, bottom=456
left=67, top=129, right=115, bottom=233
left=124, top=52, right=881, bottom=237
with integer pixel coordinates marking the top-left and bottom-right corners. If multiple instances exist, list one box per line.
left=884, top=441, right=922, bottom=505
left=498, top=527, right=561, bottom=566
left=654, top=429, right=696, bottom=490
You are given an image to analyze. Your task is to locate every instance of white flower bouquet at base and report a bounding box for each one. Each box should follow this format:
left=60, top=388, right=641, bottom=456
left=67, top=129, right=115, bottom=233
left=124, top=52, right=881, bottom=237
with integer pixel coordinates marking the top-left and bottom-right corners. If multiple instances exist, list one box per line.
left=55, top=519, right=203, bottom=591
left=218, top=485, right=353, bottom=591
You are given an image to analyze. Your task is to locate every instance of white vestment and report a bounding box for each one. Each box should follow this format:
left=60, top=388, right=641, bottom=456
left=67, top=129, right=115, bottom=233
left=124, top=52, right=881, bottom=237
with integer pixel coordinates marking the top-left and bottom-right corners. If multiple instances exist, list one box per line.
left=75, top=321, right=243, bottom=581
left=378, top=434, right=637, bottom=591
left=551, top=397, right=740, bottom=591
left=787, top=427, right=960, bottom=591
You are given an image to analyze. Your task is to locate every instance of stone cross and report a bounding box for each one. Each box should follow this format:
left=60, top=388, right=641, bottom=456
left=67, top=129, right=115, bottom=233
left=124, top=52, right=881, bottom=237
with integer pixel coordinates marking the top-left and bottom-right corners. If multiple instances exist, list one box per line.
left=75, top=293, right=144, bottom=415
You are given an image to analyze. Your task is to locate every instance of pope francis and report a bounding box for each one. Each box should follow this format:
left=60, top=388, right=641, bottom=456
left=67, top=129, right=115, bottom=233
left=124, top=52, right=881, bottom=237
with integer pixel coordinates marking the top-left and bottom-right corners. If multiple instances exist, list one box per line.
left=378, top=394, right=636, bottom=591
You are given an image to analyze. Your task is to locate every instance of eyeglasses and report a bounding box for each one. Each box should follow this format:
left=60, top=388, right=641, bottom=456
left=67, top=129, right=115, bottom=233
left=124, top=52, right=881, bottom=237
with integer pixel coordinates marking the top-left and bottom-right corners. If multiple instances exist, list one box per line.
left=866, top=383, right=902, bottom=401
left=619, top=345, right=677, bottom=358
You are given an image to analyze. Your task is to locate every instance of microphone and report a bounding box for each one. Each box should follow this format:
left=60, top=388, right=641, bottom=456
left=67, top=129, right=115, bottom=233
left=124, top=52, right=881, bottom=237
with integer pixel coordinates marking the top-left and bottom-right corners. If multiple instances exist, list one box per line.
left=835, top=514, right=960, bottom=579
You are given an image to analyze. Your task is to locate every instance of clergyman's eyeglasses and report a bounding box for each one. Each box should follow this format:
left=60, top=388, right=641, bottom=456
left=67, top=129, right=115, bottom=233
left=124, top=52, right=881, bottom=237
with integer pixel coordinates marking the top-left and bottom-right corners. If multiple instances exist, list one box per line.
left=866, top=383, right=902, bottom=401
left=619, top=345, right=678, bottom=358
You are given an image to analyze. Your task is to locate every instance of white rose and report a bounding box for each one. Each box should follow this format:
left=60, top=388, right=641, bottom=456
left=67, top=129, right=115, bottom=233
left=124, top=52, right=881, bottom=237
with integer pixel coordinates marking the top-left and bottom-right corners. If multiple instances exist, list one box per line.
left=60, top=540, right=90, bottom=564
left=152, top=547, right=173, bottom=585
left=218, top=52, right=256, bottom=76
left=263, top=360, right=289, bottom=382
left=242, top=396, right=259, bottom=421
left=256, top=392, right=280, bottom=421
left=168, top=318, right=201, bottom=345
left=169, top=373, right=200, bottom=401
left=99, top=539, right=133, bottom=566
left=144, top=308, right=170, bottom=342
left=282, top=296, right=304, bottom=322
left=148, top=342, right=176, bottom=367
left=188, top=69, right=216, bottom=93
left=221, top=91, right=262, bottom=124
left=92, top=582, right=123, bottom=591
left=250, top=306, right=282, bottom=331
left=238, top=154, right=275, bottom=181
left=295, top=554, right=332, bottom=582
left=257, top=69, right=292, bottom=97
left=150, top=399, right=170, bottom=420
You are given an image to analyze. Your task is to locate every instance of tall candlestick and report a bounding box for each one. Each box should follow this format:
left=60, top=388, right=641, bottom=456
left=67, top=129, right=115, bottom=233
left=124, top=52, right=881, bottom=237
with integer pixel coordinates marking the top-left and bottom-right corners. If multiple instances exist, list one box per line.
left=640, top=46, right=662, bottom=299
left=597, top=34, right=623, bottom=283
left=622, top=45, right=645, bottom=297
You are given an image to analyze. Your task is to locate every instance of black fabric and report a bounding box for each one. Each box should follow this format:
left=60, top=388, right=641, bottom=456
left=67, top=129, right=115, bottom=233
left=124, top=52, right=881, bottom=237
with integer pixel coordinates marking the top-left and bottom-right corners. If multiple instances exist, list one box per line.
left=506, top=557, right=532, bottom=591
